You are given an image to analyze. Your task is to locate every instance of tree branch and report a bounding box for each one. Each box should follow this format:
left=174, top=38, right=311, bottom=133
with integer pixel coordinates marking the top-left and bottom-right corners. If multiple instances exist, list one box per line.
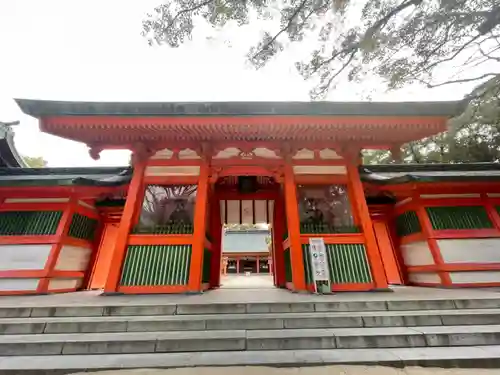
left=252, top=0, right=312, bottom=60
left=427, top=72, right=499, bottom=88
left=167, top=0, right=215, bottom=30
left=314, top=50, right=356, bottom=97
left=311, top=0, right=423, bottom=75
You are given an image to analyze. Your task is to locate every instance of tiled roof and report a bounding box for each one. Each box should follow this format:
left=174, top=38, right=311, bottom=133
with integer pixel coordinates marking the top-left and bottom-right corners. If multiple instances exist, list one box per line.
left=16, top=99, right=465, bottom=118
left=0, top=167, right=132, bottom=187
left=0, top=122, right=25, bottom=168
left=362, top=163, right=500, bottom=184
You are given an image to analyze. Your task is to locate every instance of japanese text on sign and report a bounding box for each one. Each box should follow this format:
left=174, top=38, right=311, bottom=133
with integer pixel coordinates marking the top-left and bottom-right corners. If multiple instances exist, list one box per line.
left=308, top=238, right=330, bottom=282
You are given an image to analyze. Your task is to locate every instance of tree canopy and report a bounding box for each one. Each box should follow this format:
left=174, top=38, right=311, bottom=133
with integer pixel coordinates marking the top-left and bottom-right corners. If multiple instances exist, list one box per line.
left=22, top=156, right=47, bottom=168
left=143, top=0, right=500, bottom=103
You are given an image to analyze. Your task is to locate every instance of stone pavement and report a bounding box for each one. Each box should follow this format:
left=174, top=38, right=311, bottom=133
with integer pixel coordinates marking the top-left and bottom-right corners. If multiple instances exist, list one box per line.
left=220, top=275, right=274, bottom=289
left=73, top=366, right=500, bottom=375
left=0, top=285, right=500, bottom=308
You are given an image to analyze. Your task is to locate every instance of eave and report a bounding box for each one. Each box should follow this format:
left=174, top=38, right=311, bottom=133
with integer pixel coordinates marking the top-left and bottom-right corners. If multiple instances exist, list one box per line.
left=15, top=99, right=465, bottom=117
left=15, top=99, right=465, bottom=147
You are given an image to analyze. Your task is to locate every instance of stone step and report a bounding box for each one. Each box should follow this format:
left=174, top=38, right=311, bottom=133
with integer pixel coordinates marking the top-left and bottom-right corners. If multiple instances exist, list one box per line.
left=2, top=309, right=500, bottom=334
left=2, top=298, right=500, bottom=318
left=2, top=325, right=500, bottom=356
left=2, top=346, right=500, bottom=374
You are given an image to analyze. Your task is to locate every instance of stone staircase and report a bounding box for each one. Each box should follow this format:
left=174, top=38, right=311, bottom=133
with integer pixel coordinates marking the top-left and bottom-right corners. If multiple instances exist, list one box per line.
left=2, top=296, right=500, bottom=373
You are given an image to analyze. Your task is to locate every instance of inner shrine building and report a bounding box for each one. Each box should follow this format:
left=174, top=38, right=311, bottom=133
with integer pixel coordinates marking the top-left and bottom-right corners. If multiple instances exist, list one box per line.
left=5, top=98, right=500, bottom=296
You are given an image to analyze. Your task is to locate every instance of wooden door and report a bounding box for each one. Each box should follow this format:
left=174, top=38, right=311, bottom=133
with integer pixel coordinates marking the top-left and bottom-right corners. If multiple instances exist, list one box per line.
left=88, top=223, right=120, bottom=290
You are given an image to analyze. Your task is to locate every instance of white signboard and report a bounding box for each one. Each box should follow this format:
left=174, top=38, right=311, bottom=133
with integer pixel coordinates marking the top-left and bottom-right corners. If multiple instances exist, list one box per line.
left=308, top=238, right=330, bottom=282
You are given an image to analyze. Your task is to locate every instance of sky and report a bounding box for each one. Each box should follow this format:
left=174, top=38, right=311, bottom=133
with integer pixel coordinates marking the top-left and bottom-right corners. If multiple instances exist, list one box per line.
left=0, top=0, right=473, bottom=167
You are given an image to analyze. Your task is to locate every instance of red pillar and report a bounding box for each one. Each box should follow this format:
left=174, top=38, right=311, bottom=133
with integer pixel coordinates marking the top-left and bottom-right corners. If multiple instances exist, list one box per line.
left=188, top=162, right=210, bottom=292
left=283, top=163, right=306, bottom=291
left=272, top=189, right=286, bottom=287
left=236, top=257, right=240, bottom=274
left=210, top=193, right=222, bottom=288
left=346, top=162, right=388, bottom=290
left=104, top=159, right=146, bottom=293
left=256, top=256, right=260, bottom=274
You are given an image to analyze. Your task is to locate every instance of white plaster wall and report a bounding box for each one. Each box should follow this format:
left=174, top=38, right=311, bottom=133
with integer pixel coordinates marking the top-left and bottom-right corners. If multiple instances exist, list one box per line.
left=0, top=278, right=39, bottom=291
left=150, top=148, right=173, bottom=159
left=241, top=200, right=253, bottom=225
left=145, top=166, right=200, bottom=176
left=268, top=200, right=274, bottom=223
left=78, top=200, right=96, bottom=210
left=395, top=198, right=412, bottom=207
left=293, top=165, right=347, bottom=175
left=213, top=148, right=240, bottom=159
left=253, top=148, right=280, bottom=159
left=254, top=200, right=267, bottom=223
left=178, top=149, right=201, bottom=159
left=420, top=194, right=480, bottom=199
left=0, top=244, right=51, bottom=271
left=401, top=241, right=435, bottom=266
left=226, top=200, right=240, bottom=224
left=319, top=149, right=342, bottom=159
left=292, top=149, right=314, bottom=159
left=55, top=245, right=92, bottom=271
left=408, top=273, right=441, bottom=284
left=4, top=198, right=69, bottom=203
left=450, top=271, right=500, bottom=284
left=48, top=278, right=81, bottom=290
left=438, top=238, right=500, bottom=264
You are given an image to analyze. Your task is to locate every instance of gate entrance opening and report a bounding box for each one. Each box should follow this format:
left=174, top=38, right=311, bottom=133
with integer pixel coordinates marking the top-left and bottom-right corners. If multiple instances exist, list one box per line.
left=205, top=176, right=286, bottom=290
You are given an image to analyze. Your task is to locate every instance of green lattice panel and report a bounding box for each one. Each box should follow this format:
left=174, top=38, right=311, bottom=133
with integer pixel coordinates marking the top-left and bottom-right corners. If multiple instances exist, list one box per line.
left=202, top=248, right=212, bottom=284
left=120, top=245, right=192, bottom=286
left=299, top=224, right=360, bottom=234
left=132, top=224, right=194, bottom=235
left=426, top=206, right=493, bottom=230
left=68, top=213, right=98, bottom=241
left=395, top=211, right=421, bottom=237
left=302, top=243, right=372, bottom=284
left=0, top=211, right=62, bottom=236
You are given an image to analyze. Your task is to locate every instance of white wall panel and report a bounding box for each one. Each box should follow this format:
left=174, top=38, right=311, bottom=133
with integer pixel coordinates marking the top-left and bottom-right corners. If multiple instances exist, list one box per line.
left=319, top=149, right=342, bottom=159
left=4, top=198, right=69, bottom=203
left=55, top=245, right=92, bottom=271
left=226, top=200, right=240, bottom=224
left=241, top=200, right=253, bottom=225
left=145, top=166, right=200, bottom=176
left=48, top=278, right=81, bottom=290
left=420, top=194, right=480, bottom=199
left=150, top=148, right=173, bottom=159
left=0, top=278, right=39, bottom=291
left=450, top=271, right=500, bottom=284
left=293, top=166, right=346, bottom=175
left=408, top=273, right=441, bottom=284
left=268, top=200, right=274, bottom=224
left=401, top=241, right=435, bottom=266
left=0, top=245, right=51, bottom=271
left=253, top=148, right=280, bottom=159
left=254, top=200, right=267, bottom=223
left=438, top=239, right=500, bottom=264
left=292, top=149, right=314, bottom=159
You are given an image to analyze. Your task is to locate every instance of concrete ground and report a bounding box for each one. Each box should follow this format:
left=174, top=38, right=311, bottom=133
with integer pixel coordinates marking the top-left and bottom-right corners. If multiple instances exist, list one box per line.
left=74, top=366, right=500, bottom=375
left=220, top=274, right=275, bottom=289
